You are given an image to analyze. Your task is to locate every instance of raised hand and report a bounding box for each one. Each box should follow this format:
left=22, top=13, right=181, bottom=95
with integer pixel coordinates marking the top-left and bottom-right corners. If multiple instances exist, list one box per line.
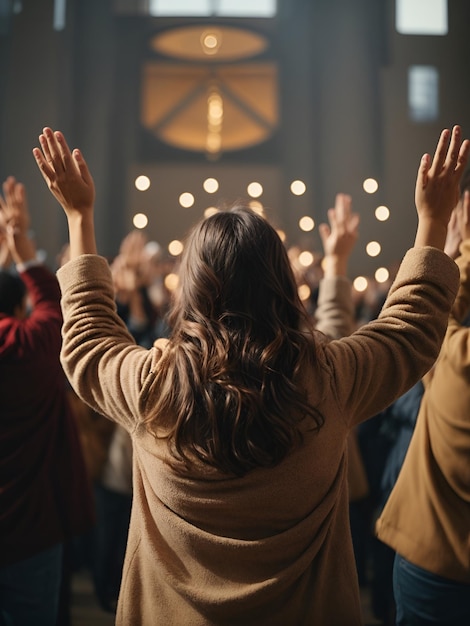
left=318, top=193, right=360, bottom=277
left=414, top=126, right=470, bottom=249
left=0, top=176, right=31, bottom=235
left=33, top=127, right=95, bottom=219
left=0, top=176, right=36, bottom=264
left=33, top=128, right=97, bottom=259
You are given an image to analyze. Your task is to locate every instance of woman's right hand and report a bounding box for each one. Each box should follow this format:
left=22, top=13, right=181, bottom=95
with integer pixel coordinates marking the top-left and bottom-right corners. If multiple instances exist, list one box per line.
left=414, top=126, right=470, bottom=249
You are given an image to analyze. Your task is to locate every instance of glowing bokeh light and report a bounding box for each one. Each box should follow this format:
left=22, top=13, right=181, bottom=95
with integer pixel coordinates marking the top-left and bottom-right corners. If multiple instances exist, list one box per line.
left=298, top=284, right=311, bottom=301
left=168, top=240, right=184, bottom=256
left=164, top=273, right=179, bottom=291
left=299, top=216, right=315, bottom=232
left=247, top=182, right=263, bottom=198
left=353, top=276, right=369, bottom=292
left=204, top=207, right=219, bottom=218
left=375, top=205, right=390, bottom=221
left=179, top=192, right=195, bottom=208
left=290, top=180, right=306, bottom=196
left=203, top=178, right=219, bottom=193
left=375, top=267, right=390, bottom=283
left=132, top=213, right=148, bottom=229
left=135, top=175, right=151, bottom=191
left=366, top=241, right=382, bottom=257
left=299, top=251, right=314, bottom=267
left=363, top=178, right=379, bottom=194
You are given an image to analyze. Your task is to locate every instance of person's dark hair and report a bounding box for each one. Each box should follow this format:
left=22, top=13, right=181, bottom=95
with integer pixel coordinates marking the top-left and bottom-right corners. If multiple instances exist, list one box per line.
left=0, top=270, right=26, bottom=316
left=144, top=206, right=323, bottom=475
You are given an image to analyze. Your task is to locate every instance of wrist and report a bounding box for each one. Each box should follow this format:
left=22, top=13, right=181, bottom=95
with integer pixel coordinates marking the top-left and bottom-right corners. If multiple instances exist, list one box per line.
left=10, top=233, right=37, bottom=265
left=415, top=218, right=448, bottom=250
left=67, top=211, right=97, bottom=258
left=322, top=254, right=348, bottom=278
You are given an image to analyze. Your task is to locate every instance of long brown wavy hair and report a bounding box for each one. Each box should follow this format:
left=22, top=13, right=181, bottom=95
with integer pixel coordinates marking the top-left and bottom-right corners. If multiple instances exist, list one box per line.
left=145, top=206, right=323, bottom=475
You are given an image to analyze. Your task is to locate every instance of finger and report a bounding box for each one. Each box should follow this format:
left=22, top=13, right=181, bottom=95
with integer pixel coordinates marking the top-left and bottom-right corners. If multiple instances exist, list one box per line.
left=416, top=153, right=431, bottom=190
left=14, top=182, right=25, bottom=207
left=335, top=193, right=352, bottom=219
left=334, top=194, right=346, bottom=220
left=349, top=212, right=360, bottom=233
left=454, top=139, right=470, bottom=179
left=72, top=148, right=93, bottom=186
left=429, top=128, right=450, bottom=176
left=443, top=125, right=462, bottom=171
left=318, top=223, right=330, bottom=244
left=463, top=190, right=470, bottom=226
left=54, top=131, right=74, bottom=171
left=38, top=131, right=53, bottom=164
left=32, top=147, right=56, bottom=183
left=327, top=206, right=337, bottom=230
left=42, top=127, right=64, bottom=171
left=2, top=176, right=15, bottom=204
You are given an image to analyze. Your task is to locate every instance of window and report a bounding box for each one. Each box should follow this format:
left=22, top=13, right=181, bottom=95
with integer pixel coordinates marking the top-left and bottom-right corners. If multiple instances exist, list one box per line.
left=148, top=0, right=276, bottom=18
left=396, top=0, right=447, bottom=35
left=408, top=66, right=439, bottom=122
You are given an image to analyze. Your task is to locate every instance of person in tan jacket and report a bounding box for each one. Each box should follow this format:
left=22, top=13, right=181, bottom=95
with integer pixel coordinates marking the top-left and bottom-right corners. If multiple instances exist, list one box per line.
left=376, top=175, right=470, bottom=625
left=33, top=126, right=468, bottom=626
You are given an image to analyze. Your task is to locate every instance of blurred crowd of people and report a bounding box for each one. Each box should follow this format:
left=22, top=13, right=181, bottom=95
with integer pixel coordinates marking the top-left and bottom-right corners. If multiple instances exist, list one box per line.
left=1, top=123, right=470, bottom=625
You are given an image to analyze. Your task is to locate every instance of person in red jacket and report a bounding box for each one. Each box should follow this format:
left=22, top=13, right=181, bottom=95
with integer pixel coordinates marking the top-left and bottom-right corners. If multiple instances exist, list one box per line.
left=0, top=176, right=94, bottom=626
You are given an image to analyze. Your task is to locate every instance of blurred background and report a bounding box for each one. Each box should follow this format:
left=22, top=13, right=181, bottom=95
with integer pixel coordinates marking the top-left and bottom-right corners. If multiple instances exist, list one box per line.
left=1, top=0, right=469, bottom=283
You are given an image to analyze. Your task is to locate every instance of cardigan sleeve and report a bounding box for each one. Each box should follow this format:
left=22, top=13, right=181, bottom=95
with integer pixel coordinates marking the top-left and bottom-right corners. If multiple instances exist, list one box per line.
left=57, top=255, right=167, bottom=432
left=58, top=247, right=459, bottom=434
left=314, top=276, right=355, bottom=339
left=436, top=239, right=470, bottom=371
left=316, top=246, right=459, bottom=427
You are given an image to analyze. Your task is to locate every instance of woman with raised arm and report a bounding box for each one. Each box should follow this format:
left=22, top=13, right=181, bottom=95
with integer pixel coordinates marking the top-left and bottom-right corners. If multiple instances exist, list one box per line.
left=376, top=177, right=470, bottom=626
left=33, top=126, right=468, bottom=626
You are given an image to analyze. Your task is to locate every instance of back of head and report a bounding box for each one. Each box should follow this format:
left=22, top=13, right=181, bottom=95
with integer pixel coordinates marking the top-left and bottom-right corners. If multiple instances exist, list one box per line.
left=0, top=270, right=26, bottom=317
left=171, top=205, right=303, bottom=336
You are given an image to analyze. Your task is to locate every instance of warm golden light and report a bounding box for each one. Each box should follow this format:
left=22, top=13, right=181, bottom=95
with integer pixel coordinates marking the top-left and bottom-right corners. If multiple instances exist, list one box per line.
left=204, top=207, right=219, bottom=218
left=201, top=30, right=222, bottom=56
left=276, top=229, right=286, bottom=242
left=247, top=182, right=263, bottom=198
left=135, top=175, right=151, bottom=191
left=206, top=88, right=223, bottom=155
left=168, top=240, right=184, bottom=256
left=203, top=178, right=219, bottom=193
left=375, top=267, right=390, bottom=283
left=290, top=180, right=306, bottom=196
left=298, top=251, right=314, bottom=267
left=132, top=213, right=148, bottom=229
left=299, top=216, right=314, bottom=232
left=298, top=284, right=311, bottom=301
left=249, top=200, right=264, bottom=215
left=179, top=192, right=195, bottom=208
left=353, top=276, right=369, bottom=292
left=363, top=178, right=379, bottom=194
left=375, top=205, right=390, bottom=221
left=164, top=273, right=179, bottom=292
left=366, top=241, right=381, bottom=257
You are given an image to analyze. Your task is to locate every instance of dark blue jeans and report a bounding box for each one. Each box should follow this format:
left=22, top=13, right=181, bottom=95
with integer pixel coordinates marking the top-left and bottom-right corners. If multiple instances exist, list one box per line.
left=0, top=544, right=63, bottom=626
left=393, top=553, right=470, bottom=625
